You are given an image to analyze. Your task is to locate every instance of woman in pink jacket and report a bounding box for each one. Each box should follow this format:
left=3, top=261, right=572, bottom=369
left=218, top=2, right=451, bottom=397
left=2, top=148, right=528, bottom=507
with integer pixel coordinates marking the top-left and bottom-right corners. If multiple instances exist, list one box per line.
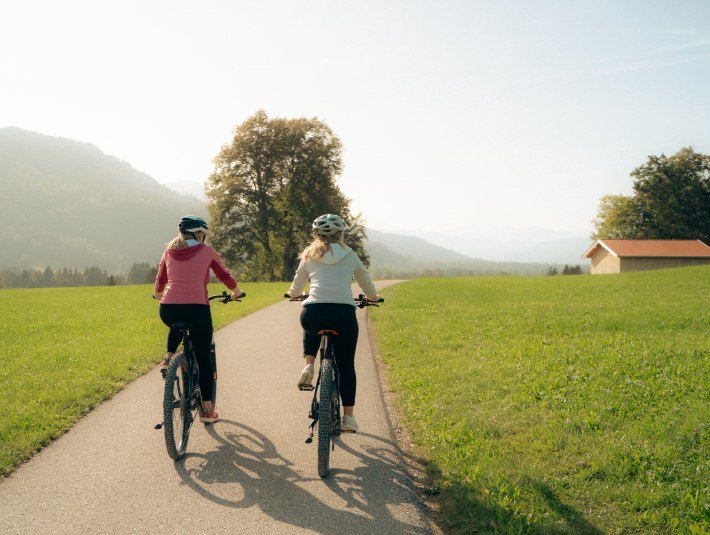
left=153, top=215, right=242, bottom=423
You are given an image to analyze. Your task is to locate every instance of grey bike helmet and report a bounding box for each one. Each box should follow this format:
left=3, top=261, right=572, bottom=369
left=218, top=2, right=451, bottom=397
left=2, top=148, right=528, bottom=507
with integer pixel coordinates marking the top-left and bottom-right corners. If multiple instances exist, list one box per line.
left=178, top=215, right=210, bottom=234
left=312, top=214, right=348, bottom=236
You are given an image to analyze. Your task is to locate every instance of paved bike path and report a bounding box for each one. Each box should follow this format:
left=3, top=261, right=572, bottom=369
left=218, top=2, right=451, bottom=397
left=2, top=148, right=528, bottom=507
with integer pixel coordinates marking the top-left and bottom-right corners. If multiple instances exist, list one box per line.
left=0, top=281, right=430, bottom=534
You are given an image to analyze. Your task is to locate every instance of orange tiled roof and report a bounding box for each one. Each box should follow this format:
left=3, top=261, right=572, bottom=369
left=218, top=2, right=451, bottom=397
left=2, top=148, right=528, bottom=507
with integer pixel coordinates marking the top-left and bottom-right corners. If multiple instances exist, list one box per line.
left=584, top=239, right=710, bottom=258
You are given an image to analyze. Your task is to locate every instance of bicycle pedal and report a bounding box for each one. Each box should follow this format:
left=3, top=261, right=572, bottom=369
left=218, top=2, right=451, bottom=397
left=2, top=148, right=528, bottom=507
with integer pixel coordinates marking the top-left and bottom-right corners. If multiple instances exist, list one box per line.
left=154, top=422, right=163, bottom=430
left=298, top=384, right=315, bottom=391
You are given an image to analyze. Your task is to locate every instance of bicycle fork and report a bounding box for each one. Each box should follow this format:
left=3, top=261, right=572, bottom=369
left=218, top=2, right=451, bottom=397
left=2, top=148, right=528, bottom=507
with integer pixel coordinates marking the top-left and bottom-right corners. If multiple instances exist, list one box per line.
left=304, top=336, right=341, bottom=448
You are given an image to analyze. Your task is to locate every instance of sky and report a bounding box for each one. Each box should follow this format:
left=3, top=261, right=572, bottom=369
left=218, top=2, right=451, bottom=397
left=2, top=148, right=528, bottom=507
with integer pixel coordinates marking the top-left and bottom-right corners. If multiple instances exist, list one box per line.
left=2, top=0, right=709, bottom=247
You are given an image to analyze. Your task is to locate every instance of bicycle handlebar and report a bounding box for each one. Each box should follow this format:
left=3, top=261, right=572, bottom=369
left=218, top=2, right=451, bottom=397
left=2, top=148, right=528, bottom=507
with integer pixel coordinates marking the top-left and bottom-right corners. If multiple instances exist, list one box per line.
left=208, top=290, right=246, bottom=303
left=284, top=293, right=384, bottom=308
left=153, top=290, right=245, bottom=303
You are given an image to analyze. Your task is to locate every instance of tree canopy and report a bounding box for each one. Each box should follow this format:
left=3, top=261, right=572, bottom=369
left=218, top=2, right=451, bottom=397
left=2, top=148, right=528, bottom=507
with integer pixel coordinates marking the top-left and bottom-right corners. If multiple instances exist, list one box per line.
left=592, top=147, right=710, bottom=243
left=206, top=110, right=368, bottom=281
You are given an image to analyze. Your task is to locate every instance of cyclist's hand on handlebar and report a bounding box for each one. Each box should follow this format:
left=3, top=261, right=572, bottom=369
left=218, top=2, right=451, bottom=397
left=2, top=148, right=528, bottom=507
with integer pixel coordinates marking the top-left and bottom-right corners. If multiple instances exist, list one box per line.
left=231, top=288, right=242, bottom=301
left=153, top=291, right=163, bottom=300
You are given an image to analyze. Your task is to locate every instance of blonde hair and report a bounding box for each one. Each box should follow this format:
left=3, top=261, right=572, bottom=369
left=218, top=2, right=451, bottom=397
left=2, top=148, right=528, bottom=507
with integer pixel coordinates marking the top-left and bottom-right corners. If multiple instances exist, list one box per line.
left=166, top=231, right=205, bottom=250
left=300, top=231, right=344, bottom=260
left=167, top=235, right=188, bottom=250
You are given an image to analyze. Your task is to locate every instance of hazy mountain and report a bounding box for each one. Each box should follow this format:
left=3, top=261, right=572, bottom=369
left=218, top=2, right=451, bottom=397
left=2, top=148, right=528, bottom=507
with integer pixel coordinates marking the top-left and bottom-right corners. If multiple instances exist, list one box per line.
left=503, top=236, right=593, bottom=264
left=0, top=127, right=207, bottom=271
left=163, top=180, right=207, bottom=202
left=366, top=228, right=473, bottom=262
left=403, top=227, right=591, bottom=264
left=365, top=228, right=565, bottom=276
left=0, top=127, right=586, bottom=276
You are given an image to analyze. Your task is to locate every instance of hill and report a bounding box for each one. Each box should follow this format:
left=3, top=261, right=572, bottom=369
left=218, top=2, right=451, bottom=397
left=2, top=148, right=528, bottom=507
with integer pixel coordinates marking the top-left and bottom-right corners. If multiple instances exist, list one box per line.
left=0, top=127, right=207, bottom=271
left=0, top=127, right=581, bottom=277
left=365, top=228, right=567, bottom=276
left=405, top=227, right=591, bottom=264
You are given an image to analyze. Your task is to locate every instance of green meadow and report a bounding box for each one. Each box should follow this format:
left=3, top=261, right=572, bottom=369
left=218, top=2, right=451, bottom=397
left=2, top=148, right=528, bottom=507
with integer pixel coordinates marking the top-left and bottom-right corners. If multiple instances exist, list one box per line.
left=0, top=282, right=287, bottom=476
left=369, top=266, right=709, bottom=534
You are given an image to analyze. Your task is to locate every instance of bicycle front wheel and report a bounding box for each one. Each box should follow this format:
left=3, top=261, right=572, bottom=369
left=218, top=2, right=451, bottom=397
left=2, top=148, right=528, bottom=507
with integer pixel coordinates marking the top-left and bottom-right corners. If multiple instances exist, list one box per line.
left=163, top=352, right=191, bottom=460
left=317, top=358, right=335, bottom=478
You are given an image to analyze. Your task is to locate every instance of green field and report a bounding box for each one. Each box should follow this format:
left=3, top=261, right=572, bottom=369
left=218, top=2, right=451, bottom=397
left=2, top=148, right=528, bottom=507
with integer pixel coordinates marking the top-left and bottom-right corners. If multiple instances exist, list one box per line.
left=369, top=267, right=709, bottom=534
left=0, top=282, right=287, bottom=476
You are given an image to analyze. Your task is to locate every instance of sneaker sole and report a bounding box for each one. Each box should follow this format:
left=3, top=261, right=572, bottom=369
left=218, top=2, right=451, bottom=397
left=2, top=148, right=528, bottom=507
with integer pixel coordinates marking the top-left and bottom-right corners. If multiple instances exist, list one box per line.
left=297, top=372, right=313, bottom=389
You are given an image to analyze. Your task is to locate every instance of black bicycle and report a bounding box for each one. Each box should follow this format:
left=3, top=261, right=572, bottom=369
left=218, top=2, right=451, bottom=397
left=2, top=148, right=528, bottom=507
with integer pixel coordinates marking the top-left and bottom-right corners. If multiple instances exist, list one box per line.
left=160, top=290, right=245, bottom=460
left=286, top=293, right=383, bottom=477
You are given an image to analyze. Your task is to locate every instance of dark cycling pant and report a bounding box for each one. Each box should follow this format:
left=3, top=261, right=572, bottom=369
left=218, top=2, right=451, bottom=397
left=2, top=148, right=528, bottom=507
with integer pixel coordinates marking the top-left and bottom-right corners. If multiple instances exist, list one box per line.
left=160, top=304, right=215, bottom=402
left=300, top=303, right=359, bottom=406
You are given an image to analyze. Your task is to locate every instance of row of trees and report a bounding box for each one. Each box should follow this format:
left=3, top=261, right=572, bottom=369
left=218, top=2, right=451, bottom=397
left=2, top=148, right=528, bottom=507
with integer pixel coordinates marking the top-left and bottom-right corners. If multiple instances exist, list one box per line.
left=207, top=110, right=367, bottom=282
left=546, top=265, right=583, bottom=276
left=0, top=263, right=158, bottom=289
left=592, top=147, right=709, bottom=242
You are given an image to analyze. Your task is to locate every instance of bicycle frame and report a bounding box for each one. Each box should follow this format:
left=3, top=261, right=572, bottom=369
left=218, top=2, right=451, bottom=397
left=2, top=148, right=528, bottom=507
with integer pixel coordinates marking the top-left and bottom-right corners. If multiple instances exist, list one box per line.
left=159, top=290, right=244, bottom=460
left=306, top=332, right=341, bottom=444
left=285, top=292, right=383, bottom=476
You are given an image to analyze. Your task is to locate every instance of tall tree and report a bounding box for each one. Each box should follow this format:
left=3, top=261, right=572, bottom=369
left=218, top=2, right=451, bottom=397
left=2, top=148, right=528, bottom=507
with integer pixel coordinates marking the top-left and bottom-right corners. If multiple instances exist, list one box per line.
left=207, top=110, right=367, bottom=281
left=631, top=147, right=710, bottom=242
left=591, top=194, right=639, bottom=239
left=592, top=147, right=710, bottom=242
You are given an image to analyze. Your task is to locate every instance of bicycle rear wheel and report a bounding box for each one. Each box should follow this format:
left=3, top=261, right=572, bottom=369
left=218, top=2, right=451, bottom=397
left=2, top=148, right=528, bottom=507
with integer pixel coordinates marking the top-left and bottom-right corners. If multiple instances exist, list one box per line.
left=317, top=358, right=335, bottom=478
left=163, top=352, right=191, bottom=460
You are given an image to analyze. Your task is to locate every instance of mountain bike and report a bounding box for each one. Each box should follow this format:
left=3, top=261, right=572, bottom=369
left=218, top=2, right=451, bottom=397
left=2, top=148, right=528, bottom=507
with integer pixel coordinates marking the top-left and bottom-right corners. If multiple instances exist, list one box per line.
left=285, top=293, right=384, bottom=477
left=159, top=290, right=245, bottom=460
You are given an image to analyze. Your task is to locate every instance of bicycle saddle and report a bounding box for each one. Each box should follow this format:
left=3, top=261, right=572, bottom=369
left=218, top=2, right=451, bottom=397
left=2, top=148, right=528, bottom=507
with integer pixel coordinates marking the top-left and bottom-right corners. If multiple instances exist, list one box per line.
left=317, top=329, right=340, bottom=336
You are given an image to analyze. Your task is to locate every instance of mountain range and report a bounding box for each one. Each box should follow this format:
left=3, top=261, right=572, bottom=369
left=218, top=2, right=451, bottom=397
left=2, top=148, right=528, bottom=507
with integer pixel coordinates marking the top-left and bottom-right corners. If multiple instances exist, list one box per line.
left=0, top=127, right=206, bottom=271
left=1, top=127, right=585, bottom=275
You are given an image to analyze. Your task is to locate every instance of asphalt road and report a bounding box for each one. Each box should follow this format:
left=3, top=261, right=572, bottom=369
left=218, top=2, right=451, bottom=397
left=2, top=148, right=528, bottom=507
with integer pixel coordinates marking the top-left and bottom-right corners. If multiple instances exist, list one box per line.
left=0, top=281, right=430, bottom=534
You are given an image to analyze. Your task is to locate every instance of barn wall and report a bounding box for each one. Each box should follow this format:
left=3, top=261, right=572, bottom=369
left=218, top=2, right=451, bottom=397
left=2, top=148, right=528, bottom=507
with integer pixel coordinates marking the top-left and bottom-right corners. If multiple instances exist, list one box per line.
left=590, top=249, right=620, bottom=274
left=619, top=257, right=710, bottom=272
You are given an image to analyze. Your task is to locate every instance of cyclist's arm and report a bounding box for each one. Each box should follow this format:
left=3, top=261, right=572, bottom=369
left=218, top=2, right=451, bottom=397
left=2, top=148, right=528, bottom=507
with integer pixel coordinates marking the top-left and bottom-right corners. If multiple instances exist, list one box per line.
left=353, top=256, right=378, bottom=301
left=154, top=252, right=168, bottom=296
left=209, top=250, right=239, bottom=293
left=288, top=259, right=309, bottom=297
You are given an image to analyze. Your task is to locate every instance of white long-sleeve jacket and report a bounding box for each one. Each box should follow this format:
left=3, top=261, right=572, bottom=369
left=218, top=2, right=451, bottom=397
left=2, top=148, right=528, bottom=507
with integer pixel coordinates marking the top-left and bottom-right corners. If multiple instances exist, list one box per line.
left=288, top=244, right=377, bottom=306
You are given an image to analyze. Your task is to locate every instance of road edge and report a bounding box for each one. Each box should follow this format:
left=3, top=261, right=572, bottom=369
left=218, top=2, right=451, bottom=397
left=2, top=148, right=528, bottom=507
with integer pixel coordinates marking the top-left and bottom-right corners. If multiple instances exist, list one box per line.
left=365, top=306, right=448, bottom=535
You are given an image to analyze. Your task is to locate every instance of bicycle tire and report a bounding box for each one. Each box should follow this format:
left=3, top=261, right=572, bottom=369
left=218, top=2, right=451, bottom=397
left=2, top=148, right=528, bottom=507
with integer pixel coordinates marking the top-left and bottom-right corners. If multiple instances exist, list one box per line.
left=317, top=358, right=335, bottom=478
left=163, top=352, right=191, bottom=460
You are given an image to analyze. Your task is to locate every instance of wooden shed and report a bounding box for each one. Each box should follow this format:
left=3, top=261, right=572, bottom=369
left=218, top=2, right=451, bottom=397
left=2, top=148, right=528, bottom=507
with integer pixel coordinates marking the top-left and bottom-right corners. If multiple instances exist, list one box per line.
left=583, top=239, right=710, bottom=274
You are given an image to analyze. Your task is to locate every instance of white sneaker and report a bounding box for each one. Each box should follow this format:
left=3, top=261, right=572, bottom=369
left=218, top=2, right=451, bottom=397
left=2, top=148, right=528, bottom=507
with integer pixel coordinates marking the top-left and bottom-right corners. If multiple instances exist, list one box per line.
left=298, top=363, right=314, bottom=388
left=341, top=415, right=359, bottom=433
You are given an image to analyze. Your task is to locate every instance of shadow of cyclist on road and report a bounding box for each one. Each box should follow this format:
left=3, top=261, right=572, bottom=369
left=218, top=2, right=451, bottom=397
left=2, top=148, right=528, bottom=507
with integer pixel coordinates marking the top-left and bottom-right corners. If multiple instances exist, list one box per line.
left=174, top=419, right=428, bottom=534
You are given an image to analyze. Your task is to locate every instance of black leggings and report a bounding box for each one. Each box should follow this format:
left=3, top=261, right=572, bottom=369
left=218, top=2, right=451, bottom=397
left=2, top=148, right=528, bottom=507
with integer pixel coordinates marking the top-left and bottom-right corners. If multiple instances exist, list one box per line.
left=300, top=304, right=359, bottom=406
left=159, top=304, right=215, bottom=402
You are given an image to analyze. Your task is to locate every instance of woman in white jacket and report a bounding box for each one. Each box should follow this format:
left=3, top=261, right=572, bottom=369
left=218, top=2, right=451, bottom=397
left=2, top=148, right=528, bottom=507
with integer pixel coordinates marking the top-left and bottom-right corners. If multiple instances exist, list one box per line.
left=287, top=214, right=379, bottom=433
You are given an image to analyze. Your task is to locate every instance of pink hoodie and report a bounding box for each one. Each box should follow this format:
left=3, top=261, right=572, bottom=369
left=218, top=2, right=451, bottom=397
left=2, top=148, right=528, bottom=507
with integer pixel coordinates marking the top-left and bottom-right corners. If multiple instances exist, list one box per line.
left=154, top=244, right=237, bottom=305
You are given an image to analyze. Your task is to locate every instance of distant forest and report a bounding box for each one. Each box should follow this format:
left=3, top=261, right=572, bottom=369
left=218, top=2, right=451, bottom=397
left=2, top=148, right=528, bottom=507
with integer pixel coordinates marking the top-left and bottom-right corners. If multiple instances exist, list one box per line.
left=0, top=262, right=158, bottom=288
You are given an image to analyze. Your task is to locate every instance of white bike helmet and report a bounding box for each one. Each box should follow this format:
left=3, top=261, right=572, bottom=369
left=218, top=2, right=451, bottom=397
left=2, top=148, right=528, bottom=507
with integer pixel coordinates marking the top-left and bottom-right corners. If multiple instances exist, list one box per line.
left=312, top=214, right=348, bottom=236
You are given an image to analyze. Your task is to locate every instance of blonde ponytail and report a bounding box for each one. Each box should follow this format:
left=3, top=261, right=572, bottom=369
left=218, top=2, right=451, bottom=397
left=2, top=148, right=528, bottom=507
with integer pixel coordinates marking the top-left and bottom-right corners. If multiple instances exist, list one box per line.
left=167, top=235, right=188, bottom=250
left=300, top=231, right=344, bottom=260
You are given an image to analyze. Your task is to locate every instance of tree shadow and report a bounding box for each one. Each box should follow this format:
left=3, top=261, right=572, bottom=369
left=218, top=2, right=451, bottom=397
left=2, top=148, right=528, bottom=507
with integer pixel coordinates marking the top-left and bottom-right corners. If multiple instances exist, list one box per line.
left=425, top=461, right=606, bottom=534
left=530, top=481, right=605, bottom=535
left=174, top=420, right=428, bottom=534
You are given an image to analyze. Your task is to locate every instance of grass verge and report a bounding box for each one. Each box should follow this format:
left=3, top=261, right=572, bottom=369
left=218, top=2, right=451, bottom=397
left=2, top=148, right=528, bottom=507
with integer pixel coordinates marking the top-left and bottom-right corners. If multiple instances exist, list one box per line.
left=0, top=282, right=287, bottom=476
left=369, top=266, right=709, bottom=534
